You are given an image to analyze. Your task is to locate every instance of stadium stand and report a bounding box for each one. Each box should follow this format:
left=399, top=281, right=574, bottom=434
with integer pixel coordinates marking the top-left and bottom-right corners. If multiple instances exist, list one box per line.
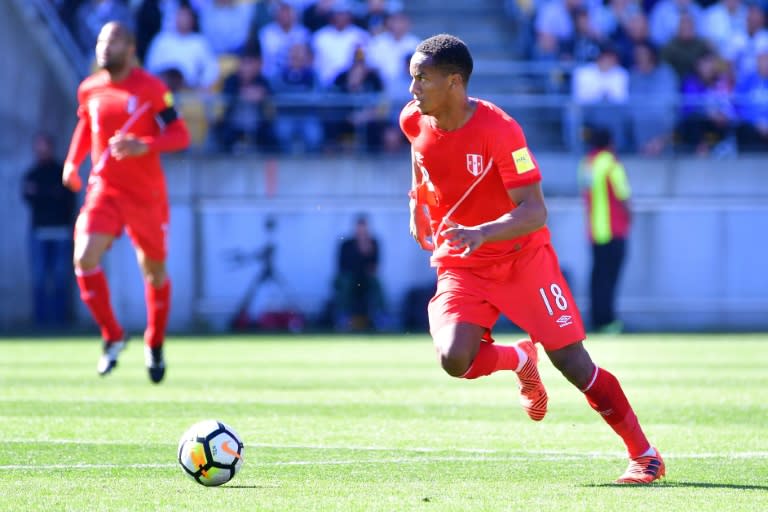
left=2, top=0, right=768, bottom=333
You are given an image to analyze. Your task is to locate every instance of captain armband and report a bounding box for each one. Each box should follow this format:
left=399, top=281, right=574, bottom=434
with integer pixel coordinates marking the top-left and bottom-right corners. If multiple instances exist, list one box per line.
left=156, top=107, right=179, bottom=127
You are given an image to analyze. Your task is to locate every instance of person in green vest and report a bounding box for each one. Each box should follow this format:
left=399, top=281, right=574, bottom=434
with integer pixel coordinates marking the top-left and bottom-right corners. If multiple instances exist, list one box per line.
left=579, top=126, right=632, bottom=334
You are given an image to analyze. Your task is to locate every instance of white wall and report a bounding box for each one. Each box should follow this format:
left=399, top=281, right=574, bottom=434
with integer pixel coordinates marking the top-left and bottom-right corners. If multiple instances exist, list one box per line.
left=3, top=153, right=767, bottom=333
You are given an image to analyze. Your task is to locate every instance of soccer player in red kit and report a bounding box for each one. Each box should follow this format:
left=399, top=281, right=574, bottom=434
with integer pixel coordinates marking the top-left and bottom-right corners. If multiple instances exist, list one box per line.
left=62, top=22, right=190, bottom=383
left=400, top=34, right=665, bottom=484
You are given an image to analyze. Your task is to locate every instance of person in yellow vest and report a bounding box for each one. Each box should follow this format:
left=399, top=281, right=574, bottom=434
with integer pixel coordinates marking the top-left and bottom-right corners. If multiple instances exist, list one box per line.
left=579, top=126, right=631, bottom=334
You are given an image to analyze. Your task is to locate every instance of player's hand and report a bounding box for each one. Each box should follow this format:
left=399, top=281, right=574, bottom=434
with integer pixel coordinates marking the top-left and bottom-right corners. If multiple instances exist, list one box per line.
left=410, top=202, right=434, bottom=251
left=62, top=163, right=82, bottom=192
left=441, top=219, right=485, bottom=257
left=109, top=133, right=148, bottom=159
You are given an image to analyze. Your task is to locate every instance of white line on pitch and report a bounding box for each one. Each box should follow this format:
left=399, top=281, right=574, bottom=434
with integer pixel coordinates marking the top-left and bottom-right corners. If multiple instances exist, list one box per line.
left=5, top=438, right=768, bottom=460
left=2, top=448, right=767, bottom=472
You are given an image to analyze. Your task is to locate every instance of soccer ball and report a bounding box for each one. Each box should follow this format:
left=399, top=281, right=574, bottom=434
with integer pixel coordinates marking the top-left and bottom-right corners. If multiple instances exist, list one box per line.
left=177, top=420, right=245, bottom=486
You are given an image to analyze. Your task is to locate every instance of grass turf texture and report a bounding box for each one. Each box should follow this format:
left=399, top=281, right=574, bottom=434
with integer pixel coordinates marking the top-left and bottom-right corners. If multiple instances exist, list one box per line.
left=0, top=334, right=766, bottom=512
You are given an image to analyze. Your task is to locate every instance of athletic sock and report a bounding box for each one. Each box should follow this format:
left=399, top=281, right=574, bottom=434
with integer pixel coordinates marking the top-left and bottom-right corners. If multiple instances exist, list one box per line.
left=144, top=278, right=171, bottom=349
left=581, top=366, right=651, bottom=458
left=75, top=266, right=123, bottom=342
left=461, top=342, right=524, bottom=379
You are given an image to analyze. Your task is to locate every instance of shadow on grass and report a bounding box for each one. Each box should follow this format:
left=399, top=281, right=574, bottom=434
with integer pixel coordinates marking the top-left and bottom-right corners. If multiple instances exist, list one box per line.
left=223, top=485, right=280, bottom=489
left=587, top=482, right=768, bottom=490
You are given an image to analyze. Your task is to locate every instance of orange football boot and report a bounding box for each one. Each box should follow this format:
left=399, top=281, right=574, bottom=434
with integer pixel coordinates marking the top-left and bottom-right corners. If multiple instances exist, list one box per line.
left=616, top=448, right=666, bottom=484
left=514, top=339, right=548, bottom=421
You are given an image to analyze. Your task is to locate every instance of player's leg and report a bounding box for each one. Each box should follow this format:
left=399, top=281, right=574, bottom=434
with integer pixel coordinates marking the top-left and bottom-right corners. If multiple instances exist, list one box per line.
left=546, top=343, right=664, bottom=483
left=74, top=232, right=128, bottom=375
left=73, top=195, right=127, bottom=375
left=135, top=248, right=170, bottom=383
left=428, top=267, right=541, bottom=416
left=519, top=245, right=663, bottom=483
left=125, top=200, right=170, bottom=383
left=601, top=238, right=626, bottom=333
left=590, top=241, right=615, bottom=330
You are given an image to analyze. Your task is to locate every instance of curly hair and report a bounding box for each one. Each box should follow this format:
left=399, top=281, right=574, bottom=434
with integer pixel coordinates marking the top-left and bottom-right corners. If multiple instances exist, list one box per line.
left=414, top=34, right=473, bottom=86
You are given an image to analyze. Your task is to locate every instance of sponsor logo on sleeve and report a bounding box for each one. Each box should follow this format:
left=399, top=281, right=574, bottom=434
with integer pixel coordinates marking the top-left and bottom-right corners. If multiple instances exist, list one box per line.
left=512, top=147, right=535, bottom=174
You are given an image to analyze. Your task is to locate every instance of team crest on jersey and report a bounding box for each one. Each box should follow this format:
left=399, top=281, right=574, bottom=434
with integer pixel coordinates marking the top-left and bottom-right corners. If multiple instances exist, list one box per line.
left=126, top=95, right=138, bottom=114
left=466, top=154, right=484, bottom=176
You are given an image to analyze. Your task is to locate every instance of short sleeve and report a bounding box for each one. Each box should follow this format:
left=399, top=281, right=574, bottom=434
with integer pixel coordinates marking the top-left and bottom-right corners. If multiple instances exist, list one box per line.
left=609, top=162, right=631, bottom=200
left=147, top=75, right=181, bottom=126
left=492, top=116, right=542, bottom=189
left=149, top=77, right=175, bottom=115
left=76, top=83, right=89, bottom=120
left=399, top=100, right=420, bottom=143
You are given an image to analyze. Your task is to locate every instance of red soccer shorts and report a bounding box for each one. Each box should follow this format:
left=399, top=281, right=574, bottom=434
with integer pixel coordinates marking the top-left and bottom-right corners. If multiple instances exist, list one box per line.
left=75, top=189, right=169, bottom=261
left=428, top=243, right=586, bottom=351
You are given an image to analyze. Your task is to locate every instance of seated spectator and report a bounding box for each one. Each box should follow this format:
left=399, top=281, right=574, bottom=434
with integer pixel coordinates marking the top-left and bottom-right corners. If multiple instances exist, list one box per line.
left=74, top=0, right=134, bottom=53
left=199, top=0, right=255, bottom=55
left=259, top=1, right=311, bottom=79
left=676, top=52, right=736, bottom=154
left=213, top=51, right=277, bottom=153
left=311, top=1, right=370, bottom=86
left=365, top=11, right=420, bottom=94
left=503, top=0, right=537, bottom=59
left=534, top=0, right=594, bottom=60
left=648, top=0, right=704, bottom=47
left=144, top=4, right=220, bottom=91
left=660, top=12, right=713, bottom=82
left=357, top=0, right=404, bottom=35
left=303, top=0, right=337, bottom=32
left=613, top=12, right=652, bottom=68
left=701, top=0, right=748, bottom=52
left=591, top=0, right=644, bottom=38
left=628, top=42, right=679, bottom=155
left=135, top=0, right=162, bottom=63
left=333, top=214, right=387, bottom=332
left=378, top=52, right=412, bottom=153
left=327, top=46, right=387, bottom=152
left=151, top=0, right=209, bottom=32
left=560, top=7, right=604, bottom=64
left=725, top=4, right=768, bottom=80
left=271, top=42, right=325, bottom=153
left=570, top=44, right=630, bottom=151
left=734, top=49, right=768, bottom=151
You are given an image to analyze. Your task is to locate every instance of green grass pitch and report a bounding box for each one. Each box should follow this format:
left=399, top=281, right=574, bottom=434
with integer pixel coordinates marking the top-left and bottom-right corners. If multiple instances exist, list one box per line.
left=1, top=333, right=766, bottom=511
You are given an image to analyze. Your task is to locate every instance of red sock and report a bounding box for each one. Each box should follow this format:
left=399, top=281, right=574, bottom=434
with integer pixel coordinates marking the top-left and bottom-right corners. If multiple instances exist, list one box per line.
left=144, top=279, right=171, bottom=349
left=76, top=266, right=123, bottom=342
left=461, top=342, right=521, bottom=379
left=582, top=367, right=651, bottom=458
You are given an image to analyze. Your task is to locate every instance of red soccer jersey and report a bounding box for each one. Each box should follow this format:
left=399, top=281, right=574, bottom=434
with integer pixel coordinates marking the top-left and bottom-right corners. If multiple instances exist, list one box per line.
left=74, top=68, right=180, bottom=201
left=400, top=98, right=551, bottom=267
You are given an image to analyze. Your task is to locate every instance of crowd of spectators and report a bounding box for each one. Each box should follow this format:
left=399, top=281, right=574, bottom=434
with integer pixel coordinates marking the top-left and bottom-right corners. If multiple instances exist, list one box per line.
left=511, top=0, right=768, bottom=154
left=52, top=0, right=416, bottom=154
left=51, top=0, right=768, bottom=155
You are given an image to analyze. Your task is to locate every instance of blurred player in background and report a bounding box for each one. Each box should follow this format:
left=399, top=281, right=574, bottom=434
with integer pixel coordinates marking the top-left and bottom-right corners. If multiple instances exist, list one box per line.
left=579, top=126, right=632, bottom=334
left=400, top=34, right=664, bottom=484
left=62, top=22, right=190, bottom=383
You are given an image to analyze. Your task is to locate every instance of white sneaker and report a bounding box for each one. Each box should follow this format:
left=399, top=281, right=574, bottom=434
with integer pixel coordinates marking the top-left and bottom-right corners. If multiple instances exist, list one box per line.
left=97, top=338, right=127, bottom=376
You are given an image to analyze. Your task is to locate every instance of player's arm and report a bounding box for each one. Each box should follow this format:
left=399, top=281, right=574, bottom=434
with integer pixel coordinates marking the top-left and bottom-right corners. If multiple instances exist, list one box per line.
left=408, top=149, right=434, bottom=251
left=138, top=108, right=190, bottom=153
left=442, top=183, right=547, bottom=256
left=110, top=109, right=190, bottom=159
left=109, top=85, right=191, bottom=159
left=609, top=160, right=632, bottom=217
left=62, top=116, right=92, bottom=192
left=480, top=182, right=548, bottom=241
